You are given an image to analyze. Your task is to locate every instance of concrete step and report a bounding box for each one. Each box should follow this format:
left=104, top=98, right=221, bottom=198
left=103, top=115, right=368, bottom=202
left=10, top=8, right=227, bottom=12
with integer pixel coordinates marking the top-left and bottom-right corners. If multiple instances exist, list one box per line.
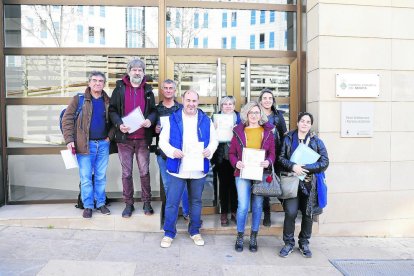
left=0, top=202, right=162, bottom=232
left=0, top=202, right=316, bottom=236
left=175, top=212, right=309, bottom=236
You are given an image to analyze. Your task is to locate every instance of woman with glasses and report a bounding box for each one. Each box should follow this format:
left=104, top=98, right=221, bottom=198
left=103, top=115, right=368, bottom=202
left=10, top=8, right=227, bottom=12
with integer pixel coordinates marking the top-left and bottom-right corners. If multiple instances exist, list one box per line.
left=258, top=88, right=288, bottom=227
left=278, top=112, right=329, bottom=258
left=211, top=96, right=241, bottom=226
left=228, top=101, right=275, bottom=252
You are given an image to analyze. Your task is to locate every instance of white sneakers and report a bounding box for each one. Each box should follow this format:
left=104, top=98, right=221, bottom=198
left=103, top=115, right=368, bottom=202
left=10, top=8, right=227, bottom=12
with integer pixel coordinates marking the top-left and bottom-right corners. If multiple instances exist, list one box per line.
left=160, top=236, right=173, bottom=248
left=161, top=234, right=205, bottom=248
left=190, top=234, right=205, bottom=246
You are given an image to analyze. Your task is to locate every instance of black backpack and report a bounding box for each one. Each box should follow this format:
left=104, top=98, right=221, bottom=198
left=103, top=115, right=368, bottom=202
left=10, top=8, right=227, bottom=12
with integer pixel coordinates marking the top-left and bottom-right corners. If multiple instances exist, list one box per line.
left=60, top=93, right=84, bottom=134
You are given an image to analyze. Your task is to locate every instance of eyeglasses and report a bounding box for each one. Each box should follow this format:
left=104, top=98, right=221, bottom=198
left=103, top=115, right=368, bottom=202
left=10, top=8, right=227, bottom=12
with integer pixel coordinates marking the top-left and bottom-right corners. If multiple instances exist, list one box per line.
left=248, top=111, right=260, bottom=116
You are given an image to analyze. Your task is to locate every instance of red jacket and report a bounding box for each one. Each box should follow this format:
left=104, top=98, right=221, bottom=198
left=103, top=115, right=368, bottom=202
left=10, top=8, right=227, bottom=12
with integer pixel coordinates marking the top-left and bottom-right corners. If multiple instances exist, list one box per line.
left=228, top=122, right=276, bottom=177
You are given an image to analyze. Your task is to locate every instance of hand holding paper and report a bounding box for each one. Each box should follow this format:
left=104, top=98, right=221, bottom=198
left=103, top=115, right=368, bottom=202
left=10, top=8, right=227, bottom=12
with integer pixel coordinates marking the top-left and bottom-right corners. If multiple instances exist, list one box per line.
left=240, top=148, right=265, bottom=181
left=122, top=107, right=145, bottom=134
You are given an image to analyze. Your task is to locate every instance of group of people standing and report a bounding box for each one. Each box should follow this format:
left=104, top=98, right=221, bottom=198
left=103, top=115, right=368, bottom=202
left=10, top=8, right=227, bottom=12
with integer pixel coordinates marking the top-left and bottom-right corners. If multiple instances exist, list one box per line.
left=62, top=58, right=329, bottom=258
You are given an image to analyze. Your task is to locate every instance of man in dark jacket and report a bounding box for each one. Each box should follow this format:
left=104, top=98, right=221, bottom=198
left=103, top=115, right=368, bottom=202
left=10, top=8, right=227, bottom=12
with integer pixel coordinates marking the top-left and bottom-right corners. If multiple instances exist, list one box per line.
left=62, top=71, right=112, bottom=219
left=109, top=59, right=157, bottom=218
left=155, top=79, right=189, bottom=219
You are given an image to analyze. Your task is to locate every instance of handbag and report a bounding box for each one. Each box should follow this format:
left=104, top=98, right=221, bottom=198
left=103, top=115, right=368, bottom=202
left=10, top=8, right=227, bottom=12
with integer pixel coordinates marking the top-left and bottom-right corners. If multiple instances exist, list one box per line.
left=252, top=163, right=282, bottom=197
left=279, top=172, right=300, bottom=199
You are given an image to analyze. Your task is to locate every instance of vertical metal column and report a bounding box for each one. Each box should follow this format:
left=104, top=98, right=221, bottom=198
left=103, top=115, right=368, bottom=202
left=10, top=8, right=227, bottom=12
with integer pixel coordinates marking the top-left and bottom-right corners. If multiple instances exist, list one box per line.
left=245, top=58, right=251, bottom=103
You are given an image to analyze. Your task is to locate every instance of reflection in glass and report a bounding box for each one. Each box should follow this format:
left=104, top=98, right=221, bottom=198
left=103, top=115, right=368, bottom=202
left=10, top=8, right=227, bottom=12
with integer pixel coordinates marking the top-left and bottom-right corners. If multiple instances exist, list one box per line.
left=7, top=105, right=67, bottom=147
left=8, top=154, right=161, bottom=201
left=187, top=0, right=296, bottom=3
left=167, top=8, right=295, bottom=50
left=4, top=5, right=158, bottom=48
left=241, top=64, right=290, bottom=125
left=174, top=63, right=225, bottom=98
left=5, top=55, right=159, bottom=97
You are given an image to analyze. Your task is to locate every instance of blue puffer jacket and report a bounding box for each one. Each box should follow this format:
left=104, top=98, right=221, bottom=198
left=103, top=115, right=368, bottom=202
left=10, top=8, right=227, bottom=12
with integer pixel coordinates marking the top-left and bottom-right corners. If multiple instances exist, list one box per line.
left=166, top=108, right=211, bottom=174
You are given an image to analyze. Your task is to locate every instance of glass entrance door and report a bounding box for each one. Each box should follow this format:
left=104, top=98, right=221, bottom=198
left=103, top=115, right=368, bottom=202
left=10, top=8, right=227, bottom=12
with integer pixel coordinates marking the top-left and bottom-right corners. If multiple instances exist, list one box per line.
left=167, top=56, right=297, bottom=212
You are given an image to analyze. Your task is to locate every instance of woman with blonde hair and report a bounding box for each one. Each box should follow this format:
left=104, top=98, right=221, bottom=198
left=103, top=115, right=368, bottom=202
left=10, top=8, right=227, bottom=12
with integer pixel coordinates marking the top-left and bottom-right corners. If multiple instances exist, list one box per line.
left=228, top=101, right=275, bottom=252
left=211, top=96, right=241, bottom=226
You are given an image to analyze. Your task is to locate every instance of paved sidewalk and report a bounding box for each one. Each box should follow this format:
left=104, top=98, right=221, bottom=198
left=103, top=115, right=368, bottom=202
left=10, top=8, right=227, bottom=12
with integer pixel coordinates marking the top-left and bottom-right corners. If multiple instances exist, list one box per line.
left=0, top=226, right=413, bottom=275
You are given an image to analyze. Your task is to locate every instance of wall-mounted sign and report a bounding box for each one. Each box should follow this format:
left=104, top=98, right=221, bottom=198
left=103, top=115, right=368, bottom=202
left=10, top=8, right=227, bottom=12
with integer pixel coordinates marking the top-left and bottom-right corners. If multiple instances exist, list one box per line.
left=336, top=73, right=380, bottom=97
left=341, top=102, right=374, bottom=137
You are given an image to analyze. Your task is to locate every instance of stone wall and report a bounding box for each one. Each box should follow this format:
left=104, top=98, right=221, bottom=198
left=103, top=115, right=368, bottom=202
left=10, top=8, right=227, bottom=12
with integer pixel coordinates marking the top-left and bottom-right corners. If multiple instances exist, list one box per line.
left=307, top=0, right=414, bottom=237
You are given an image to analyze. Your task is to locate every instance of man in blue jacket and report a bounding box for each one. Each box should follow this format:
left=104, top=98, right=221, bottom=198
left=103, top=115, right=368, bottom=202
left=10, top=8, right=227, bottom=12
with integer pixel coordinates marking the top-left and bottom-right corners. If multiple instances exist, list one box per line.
left=159, top=90, right=218, bottom=248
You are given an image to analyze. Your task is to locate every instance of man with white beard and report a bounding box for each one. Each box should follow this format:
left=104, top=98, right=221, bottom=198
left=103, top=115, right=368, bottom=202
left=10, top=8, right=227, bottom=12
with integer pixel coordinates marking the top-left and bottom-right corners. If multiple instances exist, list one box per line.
left=109, top=59, right=157, bottom=218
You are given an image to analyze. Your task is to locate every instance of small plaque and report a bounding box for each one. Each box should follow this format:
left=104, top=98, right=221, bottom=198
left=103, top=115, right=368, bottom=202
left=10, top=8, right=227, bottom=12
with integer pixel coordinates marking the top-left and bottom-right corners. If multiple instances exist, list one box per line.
left=336, top=74, right=380, bottom=97
left=341, top=102, right=374, bottom=138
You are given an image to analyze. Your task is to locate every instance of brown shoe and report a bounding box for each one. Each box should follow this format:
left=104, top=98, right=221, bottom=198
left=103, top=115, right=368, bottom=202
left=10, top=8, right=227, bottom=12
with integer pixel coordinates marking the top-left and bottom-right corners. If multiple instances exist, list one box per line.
left=221, top=213, right=229, bottom=226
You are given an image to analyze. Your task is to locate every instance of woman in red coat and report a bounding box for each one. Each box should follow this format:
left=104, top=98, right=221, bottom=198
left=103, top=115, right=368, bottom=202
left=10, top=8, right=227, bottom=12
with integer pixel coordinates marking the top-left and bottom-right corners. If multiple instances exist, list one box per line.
left=228, top=101, right=275, bottom=253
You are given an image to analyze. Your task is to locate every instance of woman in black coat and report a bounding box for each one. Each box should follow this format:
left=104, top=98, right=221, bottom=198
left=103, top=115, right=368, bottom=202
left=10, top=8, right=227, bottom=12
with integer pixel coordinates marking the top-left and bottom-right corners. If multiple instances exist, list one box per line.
left=278, top=112, right=329, bottom=258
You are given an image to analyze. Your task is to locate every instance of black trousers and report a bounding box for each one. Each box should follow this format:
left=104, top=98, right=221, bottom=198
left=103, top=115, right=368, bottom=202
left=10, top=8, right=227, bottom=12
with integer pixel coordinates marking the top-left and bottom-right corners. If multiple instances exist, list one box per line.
left=216, top=160, right=238, bottom=214
left=281, top=184, right=313, bottom=246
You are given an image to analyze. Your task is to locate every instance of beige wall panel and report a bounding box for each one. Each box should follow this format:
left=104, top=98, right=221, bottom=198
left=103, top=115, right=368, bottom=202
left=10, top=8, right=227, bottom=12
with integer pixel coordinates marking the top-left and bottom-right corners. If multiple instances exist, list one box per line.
left=392, top=40, right=414, bottom=70
left=391, top=161, right=414, bottom=190
left=317, top=101, right=391, bottom=132
left=391, top=132, right=414, bottom=161
left=306, top=102, right=320, bottom=130
left=320, top=132, right=390, bottom=163
left=319, top=4, right=391, bottom=38
left=326, top=162, right=390, bottom=193
left=307, top=37, right=319, bottom=72
left=310, top=0, right=391, bottom=7
left=318, top=218, right=414, bottom=237
left=373, top=102, right=392, bottom=132
left=318, top=101, right=339, bottom=132
left=392, top=102, right=414, bottom=131
left=392, top=8, right=414, bottom=39
left=307, top=4, right=319, bottom=41
left=307, top=69, right=320, bottom=102
left=392, top=71, right=414, bottom=101
left=307, top=0, right=318, bottom=11
left=392, top=0, right=414, bottom=8
left=319, top=36, right=392, bottom=70
left=317, top=69, right=391, bottom=102
left=322, top=190, right=414, bottom=223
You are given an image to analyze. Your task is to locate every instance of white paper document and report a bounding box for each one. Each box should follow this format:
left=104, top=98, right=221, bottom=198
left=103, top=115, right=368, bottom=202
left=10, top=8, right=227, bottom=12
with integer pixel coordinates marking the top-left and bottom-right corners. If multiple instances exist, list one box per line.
left=214, top=114, right=234, bottom=142
left=61, top=149, right=78, bottom=169
left=181, top=142, right=204, bottom=172
left=122, top=107, right=145, bottom=134
left=290, top=143, right=321, bottom=181
left=240, top=148, right=265, bottom=181
left=159, top=116, right=170, bottom=129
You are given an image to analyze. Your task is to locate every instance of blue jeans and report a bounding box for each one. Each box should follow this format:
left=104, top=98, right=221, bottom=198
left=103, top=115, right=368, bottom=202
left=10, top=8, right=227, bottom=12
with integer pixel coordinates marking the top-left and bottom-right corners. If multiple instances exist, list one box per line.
left=157, top=155, right=189, bottom=216
left=163, top=175, right=205, bottom=238
left=235, top=177, right=264, bottom=233
left=77, top=140, right=110, bottom=209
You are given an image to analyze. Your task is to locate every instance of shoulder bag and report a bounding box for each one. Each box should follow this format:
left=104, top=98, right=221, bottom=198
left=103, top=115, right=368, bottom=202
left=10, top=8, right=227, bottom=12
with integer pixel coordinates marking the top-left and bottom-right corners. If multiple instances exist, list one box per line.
left=279, top=172, right=300, bottom=199
left=252, top=162, right=282, bottom=197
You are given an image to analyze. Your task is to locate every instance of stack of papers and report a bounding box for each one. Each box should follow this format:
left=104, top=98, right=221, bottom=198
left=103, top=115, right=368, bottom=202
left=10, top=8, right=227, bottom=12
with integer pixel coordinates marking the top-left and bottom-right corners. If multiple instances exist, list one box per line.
left=240, top=148, right=265, bottom=181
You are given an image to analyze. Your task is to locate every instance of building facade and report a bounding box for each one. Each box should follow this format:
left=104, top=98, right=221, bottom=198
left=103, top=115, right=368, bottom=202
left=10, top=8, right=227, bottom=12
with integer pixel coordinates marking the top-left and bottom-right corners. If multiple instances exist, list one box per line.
left=1, top=0, right=413, bottom=237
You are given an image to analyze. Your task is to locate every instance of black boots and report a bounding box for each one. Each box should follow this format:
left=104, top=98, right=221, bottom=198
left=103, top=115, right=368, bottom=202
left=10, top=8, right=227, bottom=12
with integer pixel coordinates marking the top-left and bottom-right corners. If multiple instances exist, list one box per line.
left=235, top=232, right=244, bottom=252
left=249, top=231, right=258, bottom=252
